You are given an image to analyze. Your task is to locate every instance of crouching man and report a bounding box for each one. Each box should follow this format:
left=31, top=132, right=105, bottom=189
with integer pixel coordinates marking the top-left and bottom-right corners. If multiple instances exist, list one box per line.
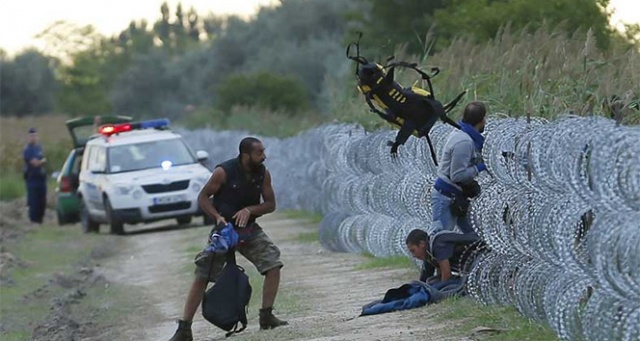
left=169, top=137, right=288, bottom=341
left=405, top=229, right=486, bottom=283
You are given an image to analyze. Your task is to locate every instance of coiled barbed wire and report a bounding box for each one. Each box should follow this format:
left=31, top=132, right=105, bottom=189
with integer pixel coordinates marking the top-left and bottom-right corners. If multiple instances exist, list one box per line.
left=180, top=115, right=640, bottom=341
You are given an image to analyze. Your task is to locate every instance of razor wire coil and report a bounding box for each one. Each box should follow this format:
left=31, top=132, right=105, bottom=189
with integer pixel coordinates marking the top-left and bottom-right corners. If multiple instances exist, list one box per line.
left=180, top=114, right=640, bottom=341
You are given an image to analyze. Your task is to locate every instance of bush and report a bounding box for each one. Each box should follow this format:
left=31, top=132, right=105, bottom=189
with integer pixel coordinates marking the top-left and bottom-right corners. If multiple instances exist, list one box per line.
left=216, top=72, right=310, bottom=113
left=179, top=105, right=324, bottom=138
left=0, top=172, right=26, bottom=201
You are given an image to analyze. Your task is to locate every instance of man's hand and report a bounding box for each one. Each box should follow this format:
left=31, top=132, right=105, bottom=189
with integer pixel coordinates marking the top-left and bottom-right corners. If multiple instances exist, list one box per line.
left=232, top=208, right=251, bottom=228
left=215, top=215, right=227, bottom=226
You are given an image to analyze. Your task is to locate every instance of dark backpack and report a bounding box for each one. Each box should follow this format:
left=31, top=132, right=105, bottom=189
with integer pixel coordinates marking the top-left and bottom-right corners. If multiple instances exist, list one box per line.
left=346, top=32, right=466, bottom=164
left=201, top=248, right=252, bottom=337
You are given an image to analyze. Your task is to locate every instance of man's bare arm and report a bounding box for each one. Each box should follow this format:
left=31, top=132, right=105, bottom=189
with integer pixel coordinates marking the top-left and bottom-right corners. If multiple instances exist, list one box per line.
left=198, top=167, right=226, bottom=224
left=438, top=259, right=452, bottom=282
left=246, top=169, right=276, bottom=216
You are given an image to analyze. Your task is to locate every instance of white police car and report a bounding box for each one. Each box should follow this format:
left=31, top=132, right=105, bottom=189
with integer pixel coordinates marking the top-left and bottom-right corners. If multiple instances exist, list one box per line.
left=77, top=118, right=213, bottom=234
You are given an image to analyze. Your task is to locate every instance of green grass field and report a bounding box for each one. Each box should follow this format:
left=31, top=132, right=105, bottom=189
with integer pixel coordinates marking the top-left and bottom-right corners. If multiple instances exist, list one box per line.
left=434, top=297, right=559, bottom=340
left=0, top=224, right=145, bottom=340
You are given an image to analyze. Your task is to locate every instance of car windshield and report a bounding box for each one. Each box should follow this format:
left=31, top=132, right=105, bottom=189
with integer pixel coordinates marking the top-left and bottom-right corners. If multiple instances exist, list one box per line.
left=108, top=138, right=196, bottom=173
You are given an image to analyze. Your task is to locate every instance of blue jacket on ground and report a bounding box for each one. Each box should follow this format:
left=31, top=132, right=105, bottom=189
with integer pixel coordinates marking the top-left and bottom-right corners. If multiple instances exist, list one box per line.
left=360, top=278, right=463, bottom=316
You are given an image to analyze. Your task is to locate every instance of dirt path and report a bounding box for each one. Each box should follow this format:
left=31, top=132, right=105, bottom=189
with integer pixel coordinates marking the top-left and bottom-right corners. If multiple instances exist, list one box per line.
left=100, top=214, right=456, bottom=341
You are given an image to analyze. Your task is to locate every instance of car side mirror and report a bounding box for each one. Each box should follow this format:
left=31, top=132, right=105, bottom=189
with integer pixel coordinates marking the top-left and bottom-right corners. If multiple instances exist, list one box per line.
left=196, top=150, right=209, bottom=162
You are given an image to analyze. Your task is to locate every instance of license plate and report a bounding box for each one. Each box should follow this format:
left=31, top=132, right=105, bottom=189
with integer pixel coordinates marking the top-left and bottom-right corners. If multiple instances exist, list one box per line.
left=153, top=194, right=186, bottom=205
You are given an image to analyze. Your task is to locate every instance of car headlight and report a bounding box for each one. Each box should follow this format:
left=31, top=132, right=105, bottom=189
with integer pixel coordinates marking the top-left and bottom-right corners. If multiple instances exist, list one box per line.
left=191, top=182, right=202, bottom=193
left=114, top=184, right=134, bottom=195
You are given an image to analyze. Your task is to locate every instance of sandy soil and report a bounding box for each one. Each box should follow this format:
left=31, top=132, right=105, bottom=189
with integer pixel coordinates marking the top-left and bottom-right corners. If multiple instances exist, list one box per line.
left=94, top=213, right=459, bottom=341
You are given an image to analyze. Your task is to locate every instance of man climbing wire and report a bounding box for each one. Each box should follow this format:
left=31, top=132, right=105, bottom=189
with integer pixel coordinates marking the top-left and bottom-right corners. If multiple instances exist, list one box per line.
left=169, top=137, right=288, bottom=341
left=406, top=229, right=486, bottom=283
left=431, top=101, right=488, bottom=234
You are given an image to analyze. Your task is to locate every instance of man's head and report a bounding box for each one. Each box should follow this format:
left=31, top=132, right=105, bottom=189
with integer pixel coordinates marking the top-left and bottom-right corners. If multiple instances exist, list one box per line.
left=239, top=137, right=266, bottom=171
left=405, top=229, right=429, bottom=260
left=462, top=101, right=487, bottom=133
left=27, top=128, right=38, bottom=145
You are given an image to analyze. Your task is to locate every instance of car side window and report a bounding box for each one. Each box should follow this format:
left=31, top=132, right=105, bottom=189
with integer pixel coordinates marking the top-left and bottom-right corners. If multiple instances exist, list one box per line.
left=92, top=147, right=107, bottom=173
left=72, top=154, right=82, bottom=175
left=82, top=147, right=93, bottom=171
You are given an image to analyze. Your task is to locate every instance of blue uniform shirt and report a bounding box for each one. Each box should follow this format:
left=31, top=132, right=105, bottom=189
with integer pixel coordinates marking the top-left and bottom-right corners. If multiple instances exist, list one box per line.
left=23, top=144, right=46, bottom=182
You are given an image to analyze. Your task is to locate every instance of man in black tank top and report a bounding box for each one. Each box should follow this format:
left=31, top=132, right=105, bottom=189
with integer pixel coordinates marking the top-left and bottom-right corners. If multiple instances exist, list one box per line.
left=169, top=137, right=287, bottom=341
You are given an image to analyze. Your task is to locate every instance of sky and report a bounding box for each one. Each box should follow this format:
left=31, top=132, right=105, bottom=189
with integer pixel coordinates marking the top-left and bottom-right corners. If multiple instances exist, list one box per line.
left=0, top=0, right=638, bottom=56
left=0, top=0, right=277, bottom=56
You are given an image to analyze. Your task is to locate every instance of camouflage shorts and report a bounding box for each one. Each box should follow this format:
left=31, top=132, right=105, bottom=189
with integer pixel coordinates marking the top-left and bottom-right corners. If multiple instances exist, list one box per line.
left=194, top=227, right=283, bottom=282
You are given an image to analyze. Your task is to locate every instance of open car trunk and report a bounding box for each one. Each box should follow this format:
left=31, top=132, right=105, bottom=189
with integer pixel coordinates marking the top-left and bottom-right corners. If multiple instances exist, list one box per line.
left=66, top=115, right=133, bottom=149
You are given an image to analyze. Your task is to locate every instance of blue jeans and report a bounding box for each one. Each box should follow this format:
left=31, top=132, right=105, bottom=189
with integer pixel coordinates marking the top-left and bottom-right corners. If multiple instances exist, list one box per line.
left=430, top=190, right=473, bottom=234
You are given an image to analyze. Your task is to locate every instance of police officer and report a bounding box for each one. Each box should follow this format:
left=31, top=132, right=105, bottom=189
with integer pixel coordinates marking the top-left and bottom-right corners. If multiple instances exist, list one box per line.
left=23, top=128, right=47, bottom=224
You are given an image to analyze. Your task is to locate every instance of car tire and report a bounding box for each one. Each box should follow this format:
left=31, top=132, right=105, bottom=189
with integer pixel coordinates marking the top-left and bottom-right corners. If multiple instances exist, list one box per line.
left=177, top=216, right=192, bottom=225
left=104, top=198, right=125, bottom=235
left=203, top=214, right=215, bottom=226
left=80, top=199, right=100, bottom=233
left=56, top=208, right=67, bottom=226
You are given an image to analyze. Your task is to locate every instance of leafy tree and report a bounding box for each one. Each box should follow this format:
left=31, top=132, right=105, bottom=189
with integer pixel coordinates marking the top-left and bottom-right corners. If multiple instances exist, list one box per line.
left=348, top=0, right=445, bottom=56
left=35, top=21, right=103, bottom=63
left=173, top=3, right=188, bottom=50
left=187, top=7, right=201, bottom=41
left=154, top=2, right=172, bottom=49
left=117, top=20, right=155, bottom=55
left=0, top=50, right=58, bottom=116
left=355, top=0, right=625, bottom=53
left=202, top=15, right=224, bottom=40
left=110, top=49, right=184, bottom=119
left=207, top=0, right=353, bottom=109
left=57, top=45, right=113, bottom=116
left=216, top=72, right=310, bottom=113
left=433, top=0, right=615, bottom=50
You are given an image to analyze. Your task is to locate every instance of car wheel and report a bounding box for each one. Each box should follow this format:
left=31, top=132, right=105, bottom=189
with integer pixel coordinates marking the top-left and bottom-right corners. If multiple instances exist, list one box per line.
left=104, top=198, right=125, bottom=235
left=56, top=208, right=67, bottom=226
left=177, top=216, right=192, bottom=225
left=80, top=199, right=100, bottom=233
left=203, top=214, right=215, bottom=226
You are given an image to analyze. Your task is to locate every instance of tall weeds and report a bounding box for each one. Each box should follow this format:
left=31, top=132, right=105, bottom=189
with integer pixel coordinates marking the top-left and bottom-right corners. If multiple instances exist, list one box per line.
left=393, top=26, right=640, bottom=123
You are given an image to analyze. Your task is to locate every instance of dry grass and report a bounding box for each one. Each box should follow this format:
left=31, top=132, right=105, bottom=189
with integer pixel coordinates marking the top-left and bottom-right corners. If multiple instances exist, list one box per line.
left=180, top=105, right=327, bottom=138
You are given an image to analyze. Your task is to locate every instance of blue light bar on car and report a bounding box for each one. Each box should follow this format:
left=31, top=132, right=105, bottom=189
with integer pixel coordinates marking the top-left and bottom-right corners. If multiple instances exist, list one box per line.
left=98, top=118, right=170, bottom=136
left=140, top=118, right=170, bottom=129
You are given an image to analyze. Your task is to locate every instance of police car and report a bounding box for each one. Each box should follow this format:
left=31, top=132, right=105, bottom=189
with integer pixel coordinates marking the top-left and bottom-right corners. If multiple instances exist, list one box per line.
left=77, top=118, right=213, bottom=234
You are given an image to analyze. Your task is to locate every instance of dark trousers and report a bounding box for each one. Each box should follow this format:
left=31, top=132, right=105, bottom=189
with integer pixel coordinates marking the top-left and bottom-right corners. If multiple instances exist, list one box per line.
left=26, top=181, right=47, bottom=223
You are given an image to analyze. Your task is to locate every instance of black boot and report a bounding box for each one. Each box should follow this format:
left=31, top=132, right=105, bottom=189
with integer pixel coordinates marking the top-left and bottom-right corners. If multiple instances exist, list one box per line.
left=259, top=307, right=288, bottom=330
left=169, top=319, right=193, bottom=341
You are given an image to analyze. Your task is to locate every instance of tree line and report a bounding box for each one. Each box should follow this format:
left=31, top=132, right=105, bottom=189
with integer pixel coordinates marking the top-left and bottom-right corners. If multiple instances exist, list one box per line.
left=1, top=0, right=636, bottom=118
